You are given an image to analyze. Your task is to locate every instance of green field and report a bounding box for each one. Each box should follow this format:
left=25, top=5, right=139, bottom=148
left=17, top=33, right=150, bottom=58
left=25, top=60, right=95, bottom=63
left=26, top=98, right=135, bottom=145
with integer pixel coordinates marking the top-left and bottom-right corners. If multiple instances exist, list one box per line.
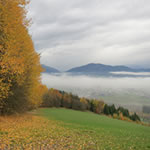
left=40, top=108, right=150, bottom=150
left=0, top=108, right=150, bottom=150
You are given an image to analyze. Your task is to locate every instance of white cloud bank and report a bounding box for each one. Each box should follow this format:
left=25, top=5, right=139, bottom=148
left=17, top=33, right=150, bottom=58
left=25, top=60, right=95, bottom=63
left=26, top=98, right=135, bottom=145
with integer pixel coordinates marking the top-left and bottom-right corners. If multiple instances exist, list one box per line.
left=28, top=0, right=150, bottom=71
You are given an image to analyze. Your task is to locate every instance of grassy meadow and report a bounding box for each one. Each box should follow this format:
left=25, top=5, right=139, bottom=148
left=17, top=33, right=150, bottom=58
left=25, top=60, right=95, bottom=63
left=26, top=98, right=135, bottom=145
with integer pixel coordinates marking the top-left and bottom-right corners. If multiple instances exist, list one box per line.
left=0, top=108, right=150, bottom=150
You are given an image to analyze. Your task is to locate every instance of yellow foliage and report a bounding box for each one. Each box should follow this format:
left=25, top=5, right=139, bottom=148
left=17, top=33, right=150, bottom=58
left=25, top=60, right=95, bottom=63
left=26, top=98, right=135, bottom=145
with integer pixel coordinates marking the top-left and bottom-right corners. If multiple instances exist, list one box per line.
left=80, top=97, right=88, bottom=105
left=0, top=0, right=43, bottom=113
left=0, top=113, right=98, bottom=149
left=113, top=113, right=119, bottom=119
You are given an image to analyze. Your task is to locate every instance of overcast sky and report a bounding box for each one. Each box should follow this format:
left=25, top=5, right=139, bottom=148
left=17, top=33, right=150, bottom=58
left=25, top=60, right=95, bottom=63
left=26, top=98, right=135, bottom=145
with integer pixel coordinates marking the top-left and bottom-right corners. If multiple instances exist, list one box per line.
left=28, top=0, right=150, bottom=71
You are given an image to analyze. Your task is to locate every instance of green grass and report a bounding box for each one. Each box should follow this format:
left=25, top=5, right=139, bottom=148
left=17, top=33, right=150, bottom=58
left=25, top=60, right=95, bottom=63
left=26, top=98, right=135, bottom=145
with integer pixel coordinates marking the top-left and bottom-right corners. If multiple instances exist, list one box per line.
left=1, top=108, right=149, bottom=149
left=40, top=108, right=150, bottom=150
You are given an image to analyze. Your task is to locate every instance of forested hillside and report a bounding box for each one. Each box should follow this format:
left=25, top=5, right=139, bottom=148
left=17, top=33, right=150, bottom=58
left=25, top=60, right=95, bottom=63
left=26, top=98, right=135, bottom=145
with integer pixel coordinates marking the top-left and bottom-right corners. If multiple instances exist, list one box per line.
left=42, top=88, right=141, bottom=122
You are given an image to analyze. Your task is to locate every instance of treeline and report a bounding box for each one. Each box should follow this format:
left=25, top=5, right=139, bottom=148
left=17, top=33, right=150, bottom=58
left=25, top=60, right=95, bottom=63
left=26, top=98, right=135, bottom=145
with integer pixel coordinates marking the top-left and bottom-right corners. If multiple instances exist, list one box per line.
left=104, top=104, right=140, bottom=121
left=41, top=88, right=141, bottom=122
left=0, top=0, right=46, bottom=114
left=42, top=89, right=104, bottom=113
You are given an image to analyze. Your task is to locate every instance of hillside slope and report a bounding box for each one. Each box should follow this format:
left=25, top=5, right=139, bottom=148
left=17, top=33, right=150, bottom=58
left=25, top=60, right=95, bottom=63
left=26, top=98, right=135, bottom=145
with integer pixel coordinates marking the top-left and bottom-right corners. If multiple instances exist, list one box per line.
left=40, top=108, right=150, bottom=150
left=0, top=108, right=150, bottom=150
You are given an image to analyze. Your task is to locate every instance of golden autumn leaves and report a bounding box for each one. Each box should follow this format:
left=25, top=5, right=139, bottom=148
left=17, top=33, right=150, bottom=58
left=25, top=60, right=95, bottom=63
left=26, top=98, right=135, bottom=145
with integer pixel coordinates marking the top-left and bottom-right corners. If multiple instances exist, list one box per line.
left=0, top=114, right=99, bottom=150
left=0, top=0, right=46, bottom=114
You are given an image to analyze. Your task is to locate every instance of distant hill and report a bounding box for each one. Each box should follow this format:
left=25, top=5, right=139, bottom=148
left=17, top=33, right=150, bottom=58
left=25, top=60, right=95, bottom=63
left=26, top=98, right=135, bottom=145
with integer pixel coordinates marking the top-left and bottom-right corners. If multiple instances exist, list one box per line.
left=67, top=63, right=132, bottom=73
left=67, top=63, right=150, bottom=73
left=42, top=64, right=60, bottom=73
left=135, top=68, right=150, bottom=72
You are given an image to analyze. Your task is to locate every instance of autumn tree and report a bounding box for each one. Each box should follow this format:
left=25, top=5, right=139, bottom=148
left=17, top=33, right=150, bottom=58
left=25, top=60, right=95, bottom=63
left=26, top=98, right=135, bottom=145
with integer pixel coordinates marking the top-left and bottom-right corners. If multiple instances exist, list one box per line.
left=80, top=97, right=90, bottom=110
left=42, top=89, right=62, bottom=107
left=62, top=93, right=72, bottom=108
left=90, top=99, right=104, bottom=114
left=0, top=0, right=43, bottom=114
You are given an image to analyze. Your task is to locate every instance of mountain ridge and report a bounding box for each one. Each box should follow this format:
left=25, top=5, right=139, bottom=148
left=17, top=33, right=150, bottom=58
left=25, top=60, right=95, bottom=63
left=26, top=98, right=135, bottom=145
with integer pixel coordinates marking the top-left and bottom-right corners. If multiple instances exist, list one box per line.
left=42, top=64, right=60, bottom=73
left=67, top=63, right=150, bottom=73
left=42, top=63, right=150, bottom=75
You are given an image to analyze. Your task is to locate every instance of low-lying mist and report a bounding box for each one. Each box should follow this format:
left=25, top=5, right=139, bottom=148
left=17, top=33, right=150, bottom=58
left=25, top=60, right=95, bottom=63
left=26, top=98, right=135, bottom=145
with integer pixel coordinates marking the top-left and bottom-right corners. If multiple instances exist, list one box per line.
left=42, top=73, right=150, bottom=112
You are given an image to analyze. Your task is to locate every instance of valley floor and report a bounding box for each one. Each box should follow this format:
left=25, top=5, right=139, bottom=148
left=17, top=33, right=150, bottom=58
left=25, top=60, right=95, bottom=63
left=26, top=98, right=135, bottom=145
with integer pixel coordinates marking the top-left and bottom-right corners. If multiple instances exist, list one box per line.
left=0, top=108, right=150, bottom=150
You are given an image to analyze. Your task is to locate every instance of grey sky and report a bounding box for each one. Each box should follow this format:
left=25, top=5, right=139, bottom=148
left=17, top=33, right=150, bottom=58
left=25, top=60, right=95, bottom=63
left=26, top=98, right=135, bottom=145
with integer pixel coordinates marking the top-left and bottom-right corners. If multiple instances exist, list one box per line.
left=28, top=0, right=150, bottom=71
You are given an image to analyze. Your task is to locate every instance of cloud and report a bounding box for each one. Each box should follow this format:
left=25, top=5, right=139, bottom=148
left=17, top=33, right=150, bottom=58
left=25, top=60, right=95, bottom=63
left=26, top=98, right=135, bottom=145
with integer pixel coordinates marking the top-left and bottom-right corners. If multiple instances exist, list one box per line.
left=27, top=0, right=150, bottom=71
left=41, top=73, right=150, bottom=109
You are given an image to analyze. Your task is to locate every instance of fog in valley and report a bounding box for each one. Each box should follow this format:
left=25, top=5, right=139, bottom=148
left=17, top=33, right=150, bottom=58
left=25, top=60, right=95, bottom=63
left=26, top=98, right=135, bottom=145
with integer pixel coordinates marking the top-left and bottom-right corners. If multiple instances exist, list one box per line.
left=42, top=73, right=150, bottom=112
